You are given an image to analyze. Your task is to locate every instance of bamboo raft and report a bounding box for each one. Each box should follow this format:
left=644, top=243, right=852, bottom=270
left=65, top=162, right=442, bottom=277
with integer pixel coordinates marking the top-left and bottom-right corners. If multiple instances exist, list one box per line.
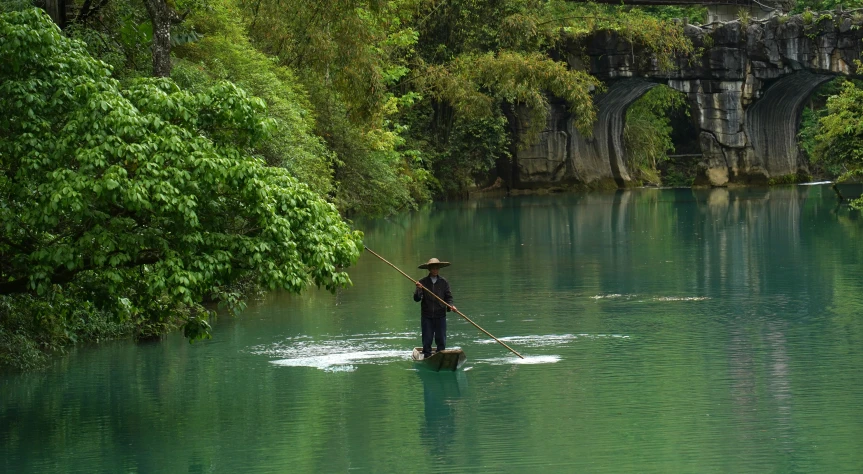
left=411, top=347, right=467, bottom=372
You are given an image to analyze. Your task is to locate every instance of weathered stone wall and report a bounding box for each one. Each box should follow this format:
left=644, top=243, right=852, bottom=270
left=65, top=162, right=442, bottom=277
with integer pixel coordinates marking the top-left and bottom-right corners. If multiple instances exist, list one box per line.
left=511, top=12, right=863, bottom=188
left=510, top=102, right=573, bottom=186
left=570, top=80, right=658, bottom=186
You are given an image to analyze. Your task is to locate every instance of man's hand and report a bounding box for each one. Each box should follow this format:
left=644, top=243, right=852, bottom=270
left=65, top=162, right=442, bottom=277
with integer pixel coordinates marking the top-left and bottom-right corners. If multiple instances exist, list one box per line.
left=415, top=281, right=423, bottom=289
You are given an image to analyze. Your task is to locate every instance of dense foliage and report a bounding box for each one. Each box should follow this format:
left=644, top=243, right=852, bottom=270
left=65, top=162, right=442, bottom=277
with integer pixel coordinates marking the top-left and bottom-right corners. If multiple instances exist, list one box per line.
left=172, top=1, right=336, bottom=196
left=402, top=0, right=696, bottom=192
left=810, top=80, right=863, bottom=210
left=791, top=0, right=863, bottom=13
left=797, top=75, right=863, bottom=209
left=0, top=8, right=363, bottom=367
left=234, top=0, right=432, bottom=213
left=46, top=0, right=863, bottom=207
left=623, top=85, right=689, bottom=186
left=232, top=0, right=696, bottom=200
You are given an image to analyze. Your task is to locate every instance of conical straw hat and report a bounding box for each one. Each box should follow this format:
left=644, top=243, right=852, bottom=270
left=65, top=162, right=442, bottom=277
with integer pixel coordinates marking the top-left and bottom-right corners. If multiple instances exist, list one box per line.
left=418, top=257, right=451, bottom=269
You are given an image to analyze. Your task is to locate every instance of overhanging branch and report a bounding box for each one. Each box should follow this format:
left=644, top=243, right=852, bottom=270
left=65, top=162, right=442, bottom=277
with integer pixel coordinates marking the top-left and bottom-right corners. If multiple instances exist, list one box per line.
left=0, top=253, right=162, bottom=295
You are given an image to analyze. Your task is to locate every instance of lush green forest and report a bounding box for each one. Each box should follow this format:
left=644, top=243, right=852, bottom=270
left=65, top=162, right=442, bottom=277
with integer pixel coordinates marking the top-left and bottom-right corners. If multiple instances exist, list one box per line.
left=2, top=0, right=862, bottom=370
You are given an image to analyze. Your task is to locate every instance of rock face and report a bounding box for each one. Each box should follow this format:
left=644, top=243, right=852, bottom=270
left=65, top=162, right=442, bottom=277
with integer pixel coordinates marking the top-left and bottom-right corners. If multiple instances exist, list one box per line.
left=511, top=13, right=863, bottom=188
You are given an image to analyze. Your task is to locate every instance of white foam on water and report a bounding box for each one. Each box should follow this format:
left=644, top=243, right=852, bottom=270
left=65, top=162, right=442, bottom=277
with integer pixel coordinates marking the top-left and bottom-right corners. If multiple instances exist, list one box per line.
left=347, top=332, right=415, bottom=339
left=367, top=335, right=417, bottom=341
left=800, top=181, right=832, bottom=186
left=651, top=296, right=711, bottom=302
left=270, top=350, right=407, bottom=372
left=252, top=331, right=416, bottom=371
left=590, top=294, right=710, bottom=302
left=590, top=294, right=637, bottom=300
left=476, top=355, right=561, bottom=365
left=325, top=365, right=357, bottom=373
left=474, top=334, right=576, bottom=347
left=473, top=333, right=629, bottom=347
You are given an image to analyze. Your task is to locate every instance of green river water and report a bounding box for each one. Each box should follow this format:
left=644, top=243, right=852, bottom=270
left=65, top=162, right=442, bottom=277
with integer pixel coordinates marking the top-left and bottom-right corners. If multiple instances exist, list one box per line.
left=3, top=184, right=863, bottom=473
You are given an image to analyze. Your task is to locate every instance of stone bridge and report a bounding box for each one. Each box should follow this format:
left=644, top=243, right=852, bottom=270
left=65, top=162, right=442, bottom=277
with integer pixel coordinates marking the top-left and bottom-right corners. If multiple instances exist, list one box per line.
left=510, top=12, right=863, bottom=188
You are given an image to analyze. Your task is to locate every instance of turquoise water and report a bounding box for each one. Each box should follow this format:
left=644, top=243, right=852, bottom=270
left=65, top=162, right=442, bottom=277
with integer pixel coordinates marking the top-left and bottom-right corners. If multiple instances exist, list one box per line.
left=3, top=185, right=863, bottom=473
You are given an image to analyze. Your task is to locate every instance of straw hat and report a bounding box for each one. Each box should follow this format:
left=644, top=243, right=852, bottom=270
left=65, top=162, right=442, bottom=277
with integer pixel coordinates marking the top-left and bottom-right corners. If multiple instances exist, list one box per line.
left=418, top=257, right=451, bottom=269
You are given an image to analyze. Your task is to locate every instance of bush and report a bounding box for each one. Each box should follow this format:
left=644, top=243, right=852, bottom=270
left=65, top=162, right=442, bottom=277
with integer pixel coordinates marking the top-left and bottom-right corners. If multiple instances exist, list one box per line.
left=0, top=8, right=363, bottom=359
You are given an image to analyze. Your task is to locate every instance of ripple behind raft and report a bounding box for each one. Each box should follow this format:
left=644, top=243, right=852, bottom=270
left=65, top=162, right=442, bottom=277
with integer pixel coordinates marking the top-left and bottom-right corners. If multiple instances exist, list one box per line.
left=474, top=334, right=629, bottom=347
left=475, top=355, right=561, bottom=365
left=269, top=350, right=408, bottom=372
left=252, top=332, right=415, bottom=372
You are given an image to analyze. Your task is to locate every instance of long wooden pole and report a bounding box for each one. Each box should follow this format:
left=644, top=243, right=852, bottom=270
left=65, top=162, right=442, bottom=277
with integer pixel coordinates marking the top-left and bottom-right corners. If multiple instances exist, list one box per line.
left=364, top=246, right=524, bottom=359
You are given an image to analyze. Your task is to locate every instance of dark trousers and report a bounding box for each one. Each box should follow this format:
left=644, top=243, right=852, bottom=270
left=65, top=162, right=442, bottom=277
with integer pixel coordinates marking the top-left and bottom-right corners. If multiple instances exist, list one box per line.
left=421, top=317, right=446, bottom=356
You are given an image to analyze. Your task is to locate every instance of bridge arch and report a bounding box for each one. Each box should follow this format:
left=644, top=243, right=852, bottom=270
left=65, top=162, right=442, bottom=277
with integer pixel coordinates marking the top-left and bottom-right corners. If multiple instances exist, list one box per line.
left=744, top=71, right=834, bottom=181
left=509, top=13, right=863, bottom=189
left=512, top=78, right=700, bottom=188
left=570, top=79, right=660, bottom=186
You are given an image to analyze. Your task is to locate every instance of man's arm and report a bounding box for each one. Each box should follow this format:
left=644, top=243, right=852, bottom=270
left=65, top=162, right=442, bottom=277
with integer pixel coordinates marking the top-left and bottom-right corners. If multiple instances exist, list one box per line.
left=414, top=280, right=424, bottom=301
left=444, top=280, right=454, bottom=310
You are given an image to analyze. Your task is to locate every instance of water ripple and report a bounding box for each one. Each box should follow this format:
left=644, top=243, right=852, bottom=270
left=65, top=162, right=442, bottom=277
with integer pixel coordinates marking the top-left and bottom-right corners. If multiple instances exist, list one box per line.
left=475, top=355, right=561, bottom=365
left=269, top=350, right=408, bottom=372
left=252, top=331, right=417, bottom=371
left=474, top=333, right=630, bottom=347
left=590, top=294, right=711, bottom=302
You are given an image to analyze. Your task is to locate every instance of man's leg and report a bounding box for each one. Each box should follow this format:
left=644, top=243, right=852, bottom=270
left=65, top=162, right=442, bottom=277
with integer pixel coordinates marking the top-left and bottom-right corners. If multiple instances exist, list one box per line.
left=421, top=317, right=433, bottom=357
left=434, top=317, right=446, bottom=352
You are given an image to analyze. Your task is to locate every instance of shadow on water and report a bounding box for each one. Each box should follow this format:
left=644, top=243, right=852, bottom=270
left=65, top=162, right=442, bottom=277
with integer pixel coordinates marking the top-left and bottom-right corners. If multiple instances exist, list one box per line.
left=416, top=369, right=468, bottom=458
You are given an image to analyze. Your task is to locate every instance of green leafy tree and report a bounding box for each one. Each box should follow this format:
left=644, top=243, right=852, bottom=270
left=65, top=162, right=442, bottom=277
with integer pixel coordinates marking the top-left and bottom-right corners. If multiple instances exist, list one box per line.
left=812, top=79, right=863, bottom=209
left=623, top=85, right=689, bottom=185
left=238, top=0, right=429, bottom=214
left=796, top=77, right=850, bottom=179
left=239, top=0, right=416, bottom=124
left=0, top=9, right=363, bottom=340
left=403, top=104, right=511, bottom=198
left=417, top=51, right=602, bottom=141
left=62, top=0, right=155, bottom=77
left=172, top=0, right=336, bottom=196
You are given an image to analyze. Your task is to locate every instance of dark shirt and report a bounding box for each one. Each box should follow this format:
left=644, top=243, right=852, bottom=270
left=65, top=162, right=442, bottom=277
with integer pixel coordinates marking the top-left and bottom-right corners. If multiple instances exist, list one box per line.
left=413, top=275, right=453, bottom=319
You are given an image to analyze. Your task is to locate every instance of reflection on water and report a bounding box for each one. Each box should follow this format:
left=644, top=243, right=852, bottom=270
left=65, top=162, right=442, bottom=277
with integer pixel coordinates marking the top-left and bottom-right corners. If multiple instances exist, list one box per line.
left=417, top=370, right=467, bottom=459
left=2, top=184, right=863, bottom=473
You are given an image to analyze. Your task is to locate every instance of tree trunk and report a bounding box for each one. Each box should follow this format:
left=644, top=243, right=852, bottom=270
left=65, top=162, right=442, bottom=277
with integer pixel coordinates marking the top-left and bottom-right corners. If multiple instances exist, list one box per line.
left=142, top=0, right=179, bottom=77
left=38, top=0, right=68, bottom=28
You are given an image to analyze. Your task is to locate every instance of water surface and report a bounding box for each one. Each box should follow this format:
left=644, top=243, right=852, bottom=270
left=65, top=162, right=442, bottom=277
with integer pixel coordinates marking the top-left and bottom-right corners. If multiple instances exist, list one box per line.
left=3, top=185, right=863, bottom=473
